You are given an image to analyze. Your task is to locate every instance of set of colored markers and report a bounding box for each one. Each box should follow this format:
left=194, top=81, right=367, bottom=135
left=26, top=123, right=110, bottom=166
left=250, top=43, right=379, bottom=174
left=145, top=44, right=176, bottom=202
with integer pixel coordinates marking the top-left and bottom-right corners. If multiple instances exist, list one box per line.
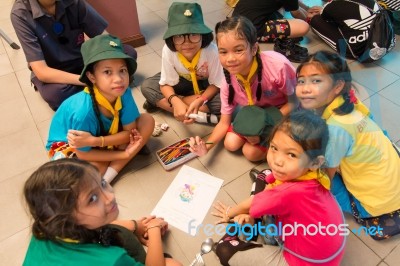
left=156, top=138, right=213, bottom=170
left=157, top=138, right=193, bottom=166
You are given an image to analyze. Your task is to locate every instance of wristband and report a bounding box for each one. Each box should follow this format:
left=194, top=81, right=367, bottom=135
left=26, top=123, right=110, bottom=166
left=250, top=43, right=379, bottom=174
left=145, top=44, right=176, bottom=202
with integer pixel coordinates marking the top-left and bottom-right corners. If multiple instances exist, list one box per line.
left=167, top=94, right=178, bottom=107
left=146, top=224, right=163, bottom=233
left=132, top=220, right=138, bottom=233
left=100, top=136, right=105, bottom=147
left=197, top=95, right=208, bottom=106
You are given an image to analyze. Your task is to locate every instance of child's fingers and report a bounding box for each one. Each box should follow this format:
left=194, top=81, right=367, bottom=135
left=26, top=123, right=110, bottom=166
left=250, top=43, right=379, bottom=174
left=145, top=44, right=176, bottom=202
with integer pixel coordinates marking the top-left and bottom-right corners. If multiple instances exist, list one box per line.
left=195, top=136, right=204, bottom=145
left=189, top=137, right=197, bottom=148
left=183, top=118, right=195, bottom=124
left=142, top=215, right=157, bottom=224
left=210, top=211, right=223, bottom=218
left=214, top=201, right=227, bottom=210
left=131, top=128, right=140, bottom=136
left=68, top=129, right=79, bottom=135
left=214, top=218, right=229, bottom=225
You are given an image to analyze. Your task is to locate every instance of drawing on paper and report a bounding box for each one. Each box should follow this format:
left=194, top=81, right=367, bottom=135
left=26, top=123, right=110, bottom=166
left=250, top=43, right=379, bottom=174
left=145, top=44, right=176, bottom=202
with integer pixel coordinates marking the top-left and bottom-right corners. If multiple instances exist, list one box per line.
left=179, top=183, right=196, bottom=202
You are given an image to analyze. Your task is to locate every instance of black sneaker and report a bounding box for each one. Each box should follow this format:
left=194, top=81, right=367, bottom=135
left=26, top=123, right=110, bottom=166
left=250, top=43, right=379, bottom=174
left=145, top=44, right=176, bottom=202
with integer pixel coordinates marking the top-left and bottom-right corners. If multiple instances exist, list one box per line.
left=143, top=101, right=158, bottom=113
left=274, top=38, right=308, bottom=63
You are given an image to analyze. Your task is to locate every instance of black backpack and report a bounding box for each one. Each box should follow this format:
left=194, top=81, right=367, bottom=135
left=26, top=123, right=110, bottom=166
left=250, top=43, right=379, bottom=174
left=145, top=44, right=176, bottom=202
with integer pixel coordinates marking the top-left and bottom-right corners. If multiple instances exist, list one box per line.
left=339, top=1, right=396, bottom=63
left=358, top=4, right=396, bottom=63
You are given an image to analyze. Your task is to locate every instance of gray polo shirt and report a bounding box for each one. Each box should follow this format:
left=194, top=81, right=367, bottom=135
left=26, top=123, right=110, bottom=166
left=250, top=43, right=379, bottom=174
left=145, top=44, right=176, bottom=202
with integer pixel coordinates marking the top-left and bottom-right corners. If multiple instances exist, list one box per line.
left=11, top=0, right=108, bottom=73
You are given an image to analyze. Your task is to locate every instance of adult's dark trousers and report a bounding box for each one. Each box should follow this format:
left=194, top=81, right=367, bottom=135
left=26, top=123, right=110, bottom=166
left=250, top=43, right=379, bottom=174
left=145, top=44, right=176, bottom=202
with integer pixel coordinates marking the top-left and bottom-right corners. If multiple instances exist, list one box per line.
left=310, top=15, right=367, bottom=59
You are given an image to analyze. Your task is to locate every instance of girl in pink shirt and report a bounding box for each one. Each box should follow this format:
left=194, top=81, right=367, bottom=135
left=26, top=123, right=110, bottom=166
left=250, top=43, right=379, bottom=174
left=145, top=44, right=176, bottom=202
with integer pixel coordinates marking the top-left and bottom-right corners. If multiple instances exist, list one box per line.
left=212, top=110, right=345, bottom=266
left=190, top=16, right=297, bottom=162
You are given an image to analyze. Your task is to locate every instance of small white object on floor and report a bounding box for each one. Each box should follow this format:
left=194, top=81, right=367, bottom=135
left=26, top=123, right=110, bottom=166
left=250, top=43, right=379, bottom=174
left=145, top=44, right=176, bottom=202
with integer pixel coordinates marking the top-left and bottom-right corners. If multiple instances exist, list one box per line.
left=152, top=124, right=162, bottom=137
left=160, top=123, right=169, bottom=131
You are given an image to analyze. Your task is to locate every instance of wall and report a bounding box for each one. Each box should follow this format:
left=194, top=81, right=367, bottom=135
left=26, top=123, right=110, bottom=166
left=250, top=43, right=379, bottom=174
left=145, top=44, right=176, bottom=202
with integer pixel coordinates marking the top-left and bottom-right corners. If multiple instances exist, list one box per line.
left=86, top=0, right=146, bottom=47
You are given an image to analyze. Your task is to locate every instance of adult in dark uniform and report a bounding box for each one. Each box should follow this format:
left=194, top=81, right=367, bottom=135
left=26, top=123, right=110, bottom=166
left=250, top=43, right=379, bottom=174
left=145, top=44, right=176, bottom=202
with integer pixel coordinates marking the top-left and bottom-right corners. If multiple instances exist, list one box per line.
left=11, top=0, right=137, bottom=110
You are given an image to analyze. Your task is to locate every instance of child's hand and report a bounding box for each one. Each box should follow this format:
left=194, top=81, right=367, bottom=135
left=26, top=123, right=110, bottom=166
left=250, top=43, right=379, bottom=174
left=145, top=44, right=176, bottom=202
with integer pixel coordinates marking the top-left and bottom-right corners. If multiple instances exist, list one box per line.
left=233, top=214, right=254, bottom=225
left=67, top=130, right=95, bottom=148
left=125, top=129, right=143, bottom=156
left=211, top=201, right=232, bottom=224
left=134, top=215, right=156, bottom=244
left=173, top=100, right=189, bottom=122
left=307, top=6, right=322, bottom=20
left=189, top=136, right=208, bottom=156
left=146, top=217, right=168, bottom=238
left=244, top=136, right=260, bottom=145
left=186, top=98, right=203, bottom=118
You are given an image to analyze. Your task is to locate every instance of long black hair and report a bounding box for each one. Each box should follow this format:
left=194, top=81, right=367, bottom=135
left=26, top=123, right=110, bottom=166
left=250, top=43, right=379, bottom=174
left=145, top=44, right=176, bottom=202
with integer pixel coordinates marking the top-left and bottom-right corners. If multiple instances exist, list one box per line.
left=24, top=159, right=131, bottom=250
left=270, top=110, right=329, bottom=160
left=84, top=63, right=107, bottom=137
left=215, top=16, right=263, bottom=105
left=297, top=51, right=354, bottom=115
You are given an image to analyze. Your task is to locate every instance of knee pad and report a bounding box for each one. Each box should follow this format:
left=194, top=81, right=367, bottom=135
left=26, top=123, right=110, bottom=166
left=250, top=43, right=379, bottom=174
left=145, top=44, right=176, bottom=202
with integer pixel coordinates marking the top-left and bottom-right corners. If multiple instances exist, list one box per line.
left=259, top=19, right=291, bottom=43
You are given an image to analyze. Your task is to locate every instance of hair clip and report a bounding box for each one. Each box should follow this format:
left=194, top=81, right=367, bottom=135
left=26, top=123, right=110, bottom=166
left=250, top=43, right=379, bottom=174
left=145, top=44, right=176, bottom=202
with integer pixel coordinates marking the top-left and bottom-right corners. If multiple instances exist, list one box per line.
left=348, top=89, right=358, bottom=104
left=184, top=9, right=192, bottom=16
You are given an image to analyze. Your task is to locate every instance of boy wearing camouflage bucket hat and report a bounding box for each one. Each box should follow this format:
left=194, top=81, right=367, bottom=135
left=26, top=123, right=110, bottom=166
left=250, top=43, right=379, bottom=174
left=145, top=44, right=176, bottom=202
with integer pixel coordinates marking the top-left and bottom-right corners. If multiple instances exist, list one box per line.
left=141, top=2, right=223, bottom=124
left=47, top=34, right=154, bottom=184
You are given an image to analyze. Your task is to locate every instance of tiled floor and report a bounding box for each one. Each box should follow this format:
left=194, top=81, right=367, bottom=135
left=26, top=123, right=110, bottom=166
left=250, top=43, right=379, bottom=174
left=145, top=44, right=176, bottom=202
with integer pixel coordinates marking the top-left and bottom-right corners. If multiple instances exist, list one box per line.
left=0, top=0, right=399, bottom=265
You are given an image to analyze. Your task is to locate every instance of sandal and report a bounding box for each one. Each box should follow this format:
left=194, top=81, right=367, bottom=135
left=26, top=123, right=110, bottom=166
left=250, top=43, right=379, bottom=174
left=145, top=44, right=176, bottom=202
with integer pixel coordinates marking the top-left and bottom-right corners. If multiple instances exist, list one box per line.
left=274, top=38, right=309, bottom=63
left=143, top=100, right=159, bottom=113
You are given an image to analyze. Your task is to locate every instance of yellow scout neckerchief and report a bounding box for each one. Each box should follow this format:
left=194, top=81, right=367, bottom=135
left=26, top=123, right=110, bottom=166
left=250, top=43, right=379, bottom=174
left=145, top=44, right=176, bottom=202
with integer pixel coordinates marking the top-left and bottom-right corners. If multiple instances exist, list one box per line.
left=267, top=170, right=331, bottom=190
left=56, top=236, right=80, bottom=244
left=322, top=94, right=370, bottom=120
left=235, top=57, right=258, bottom=105
left=84, top=85, right=122, bottom=136
left=178, top=49, right=202, bottom=95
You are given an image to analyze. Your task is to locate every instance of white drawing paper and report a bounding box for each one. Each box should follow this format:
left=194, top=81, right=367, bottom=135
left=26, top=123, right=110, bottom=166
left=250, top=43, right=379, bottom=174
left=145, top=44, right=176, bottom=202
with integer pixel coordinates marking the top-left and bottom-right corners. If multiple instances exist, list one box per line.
left=151, top=165, right=224, bottom=236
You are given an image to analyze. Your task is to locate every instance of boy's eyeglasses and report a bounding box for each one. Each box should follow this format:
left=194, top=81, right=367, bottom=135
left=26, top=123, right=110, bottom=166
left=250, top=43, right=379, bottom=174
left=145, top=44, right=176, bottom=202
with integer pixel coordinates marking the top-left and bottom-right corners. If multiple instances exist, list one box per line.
left=52, top=22, right=69, bottom=45
left=172, top=34, right=201, bottom=45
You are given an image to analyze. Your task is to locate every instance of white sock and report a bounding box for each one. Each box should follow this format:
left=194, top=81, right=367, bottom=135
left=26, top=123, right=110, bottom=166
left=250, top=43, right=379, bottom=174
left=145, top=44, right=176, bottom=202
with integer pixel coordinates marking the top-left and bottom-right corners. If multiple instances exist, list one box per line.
left=103, top=167, right=118, bottom=184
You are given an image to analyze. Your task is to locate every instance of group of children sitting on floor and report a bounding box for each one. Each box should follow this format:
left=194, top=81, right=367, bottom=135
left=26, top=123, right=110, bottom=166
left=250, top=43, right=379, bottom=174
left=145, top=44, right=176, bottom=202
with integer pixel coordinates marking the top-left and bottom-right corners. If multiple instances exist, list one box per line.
left=21, top=2, right=400, bottom=266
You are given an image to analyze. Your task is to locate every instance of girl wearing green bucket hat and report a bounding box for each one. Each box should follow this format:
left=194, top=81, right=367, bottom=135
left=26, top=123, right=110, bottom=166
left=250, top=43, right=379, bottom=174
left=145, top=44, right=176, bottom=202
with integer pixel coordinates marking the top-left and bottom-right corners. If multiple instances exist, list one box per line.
left=46, top=35, right=154, bottom=184
left=141, top=2, right=223, bottom=124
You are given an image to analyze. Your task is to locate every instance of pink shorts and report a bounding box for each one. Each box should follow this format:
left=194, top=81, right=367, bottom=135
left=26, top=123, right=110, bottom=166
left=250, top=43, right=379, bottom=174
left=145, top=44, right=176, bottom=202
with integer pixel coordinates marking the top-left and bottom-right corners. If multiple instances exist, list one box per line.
left=227, top=125, right=268, bottom=152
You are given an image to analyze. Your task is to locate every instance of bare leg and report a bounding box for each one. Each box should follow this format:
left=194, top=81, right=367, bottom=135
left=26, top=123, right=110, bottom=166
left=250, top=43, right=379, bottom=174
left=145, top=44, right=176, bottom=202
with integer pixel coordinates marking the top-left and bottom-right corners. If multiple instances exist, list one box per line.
left=224, top=132, right=246, bottom=152
left=286, top=19, right=309, bottom=38
left=242, top=143, right=266, bottom=162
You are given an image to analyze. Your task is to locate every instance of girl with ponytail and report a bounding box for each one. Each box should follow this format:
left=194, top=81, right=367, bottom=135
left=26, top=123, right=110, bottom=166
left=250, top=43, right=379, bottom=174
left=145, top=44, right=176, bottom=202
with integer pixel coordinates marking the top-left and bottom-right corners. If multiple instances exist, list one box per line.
left=190, top=16, right=297, bottom=162
left=296, top=51, right=400, bottom=237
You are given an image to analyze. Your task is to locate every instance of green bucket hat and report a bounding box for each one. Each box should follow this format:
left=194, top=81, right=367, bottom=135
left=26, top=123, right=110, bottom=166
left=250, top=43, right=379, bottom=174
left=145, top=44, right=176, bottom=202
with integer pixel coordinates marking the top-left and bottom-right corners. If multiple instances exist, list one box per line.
left=79, top=34, right=137, bottom=84
left=233, top=106, right=283, bottom=137
left=163, top=2, right=212, bottom=40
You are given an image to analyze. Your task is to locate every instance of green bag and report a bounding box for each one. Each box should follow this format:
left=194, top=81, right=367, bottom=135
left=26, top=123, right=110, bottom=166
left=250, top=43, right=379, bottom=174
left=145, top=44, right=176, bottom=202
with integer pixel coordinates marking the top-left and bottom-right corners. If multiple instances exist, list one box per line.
left=232, top=105, right=282, bottom=138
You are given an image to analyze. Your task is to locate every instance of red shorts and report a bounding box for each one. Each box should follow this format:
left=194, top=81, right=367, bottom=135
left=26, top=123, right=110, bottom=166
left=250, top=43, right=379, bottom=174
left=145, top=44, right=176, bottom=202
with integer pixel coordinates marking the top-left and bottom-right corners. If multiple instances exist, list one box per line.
left=227, top=125, right=268, bottom=152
